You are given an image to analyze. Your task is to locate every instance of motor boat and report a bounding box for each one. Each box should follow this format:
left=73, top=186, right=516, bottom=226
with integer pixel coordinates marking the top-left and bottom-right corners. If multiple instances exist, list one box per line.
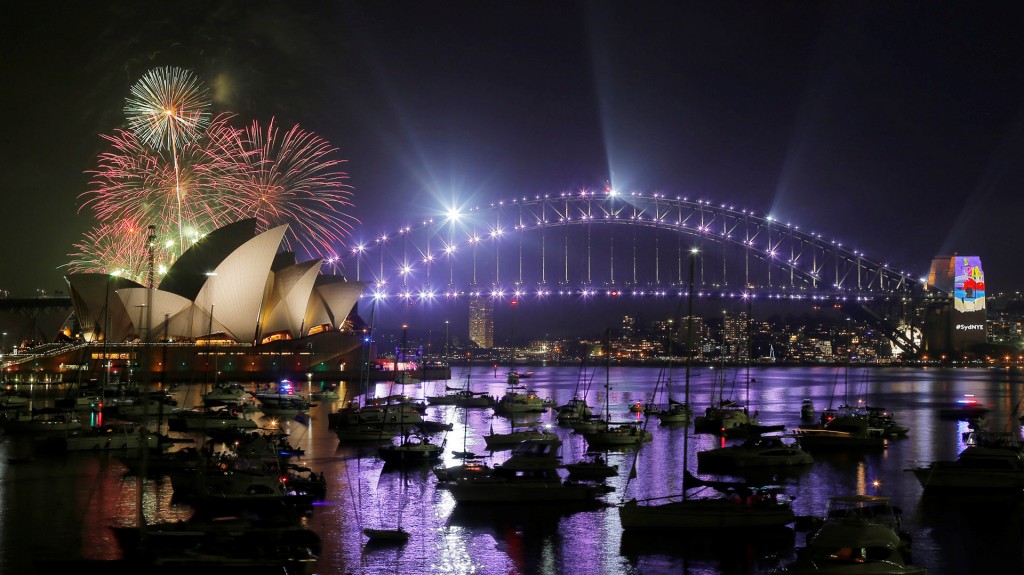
left=697, top=434, right=813, bottom=470
left=773, top=494, right=924, bottom=574
left=908, top=430, right=1024, bottom=491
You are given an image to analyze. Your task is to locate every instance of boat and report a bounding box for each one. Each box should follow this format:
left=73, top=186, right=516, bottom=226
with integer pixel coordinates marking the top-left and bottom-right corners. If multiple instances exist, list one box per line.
left=555, top=361, right=597, bottom=426
left=111, top=514, right=321, bottom=572
left=253, top=380, right=313, bottom=416
left=937, top=394, right=991, bottom=421
left=166, top=406, right=259, bottom=432
left=0, top=389, right=30, bottom=411
left=377, top=430, right=444, bottom=466
left=363, top=527, right=410, bottom=543
left=618, top=250, right=797, bottom=532
left=800, top=399, right=815, bottom=422
left=650, top=351, right=693, bottom=424
left=619, top=470, right=797, bottom=530
left=492, top=383, right=553, bottom=414
left=693, top=398, right=752, bottom=435
left=433, top=457, right=493, bottom=483
left=483, top=423, right=560, bottom=450
left=563, top=451, right=618, bottom=479
left=0, top=408, right=83, bottom=434
left=773, top=494, right=924, bottom=574
left=656, top=397, right=693, bottom=425
left=907, top=430, right=1024, bottom=491
left=37, top=421, right=167, bottom=452
left=865, top=405, right=910, bottom=438
left=580, top=333, right=653, bottom=449
left=697, top=433, right=813, bottom=470
left=202, top=382, right=248, bottom=403
left=309, top=385, right=339, bottom=401
left=428, top=387, right=494, bottom=408
left=441, top=438, right=614, bottom=503
left=794, top=405, right=887, bottom=451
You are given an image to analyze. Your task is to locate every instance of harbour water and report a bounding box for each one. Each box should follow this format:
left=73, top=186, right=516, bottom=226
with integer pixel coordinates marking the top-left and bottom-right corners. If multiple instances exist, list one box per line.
left=2, top=364, right=1023, bottom=575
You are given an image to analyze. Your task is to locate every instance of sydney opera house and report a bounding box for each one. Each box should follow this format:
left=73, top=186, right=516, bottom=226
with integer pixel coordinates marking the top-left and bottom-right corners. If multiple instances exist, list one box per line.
left=4, top=219, right=371, bottom=386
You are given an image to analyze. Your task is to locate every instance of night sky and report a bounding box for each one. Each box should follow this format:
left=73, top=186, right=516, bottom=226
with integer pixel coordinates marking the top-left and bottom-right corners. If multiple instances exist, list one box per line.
left=4, top=1, right=1024, bottom=301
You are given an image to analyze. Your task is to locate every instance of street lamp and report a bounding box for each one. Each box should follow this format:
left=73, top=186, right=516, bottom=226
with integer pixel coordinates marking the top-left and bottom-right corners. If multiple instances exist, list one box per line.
left=444, top=320, right=450, bottom=362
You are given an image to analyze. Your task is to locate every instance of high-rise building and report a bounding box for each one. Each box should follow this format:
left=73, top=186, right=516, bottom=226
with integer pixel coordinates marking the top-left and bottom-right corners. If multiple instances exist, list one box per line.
left=468, top=298, right=494, bottom=349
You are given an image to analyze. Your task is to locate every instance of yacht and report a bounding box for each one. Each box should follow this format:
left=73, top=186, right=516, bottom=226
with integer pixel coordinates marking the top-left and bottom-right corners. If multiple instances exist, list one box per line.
left=697, top=434, right=813, bottom=470
left=442, top=438, right=613, bottom=503
left=794, top=406, right=886, bottom=451
left=773, top=494, right=924, bottom=574
left=908, top=430, right=1024, bottom=491
left=619, top=471, right=796, bottom=530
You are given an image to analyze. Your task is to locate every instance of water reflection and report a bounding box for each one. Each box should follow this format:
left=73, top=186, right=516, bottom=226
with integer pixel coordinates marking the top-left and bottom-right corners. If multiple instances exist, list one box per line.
left=3, top=365, right=1024, bottom=575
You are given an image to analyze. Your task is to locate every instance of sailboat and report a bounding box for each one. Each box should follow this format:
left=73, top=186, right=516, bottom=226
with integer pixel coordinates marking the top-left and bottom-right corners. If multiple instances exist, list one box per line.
left=618, top=249, right=797, bottom=531
left=377, top=359, right=444, bottom=467
left=580, top=330, right=653, bottom=449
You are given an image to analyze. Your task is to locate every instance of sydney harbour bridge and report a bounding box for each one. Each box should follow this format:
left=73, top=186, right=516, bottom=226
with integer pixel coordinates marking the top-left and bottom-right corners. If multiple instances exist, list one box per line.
left=333, top=189, right=942, bottom=357
left=2, top=190, right=955, bottom=358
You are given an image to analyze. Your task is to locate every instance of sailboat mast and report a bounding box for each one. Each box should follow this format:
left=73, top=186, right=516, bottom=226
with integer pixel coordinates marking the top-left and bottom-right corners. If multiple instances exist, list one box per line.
left=682, top=248, right=696, bottom=498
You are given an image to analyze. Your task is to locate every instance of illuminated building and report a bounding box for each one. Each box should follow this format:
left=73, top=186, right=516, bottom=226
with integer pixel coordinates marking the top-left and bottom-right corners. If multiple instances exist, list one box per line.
left=468, top=297, right=494, bottom=349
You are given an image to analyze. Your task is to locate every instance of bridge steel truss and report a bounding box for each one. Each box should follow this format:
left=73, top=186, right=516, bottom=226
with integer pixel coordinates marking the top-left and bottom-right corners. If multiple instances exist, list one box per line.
left=339, top=191, right=935, bottom=355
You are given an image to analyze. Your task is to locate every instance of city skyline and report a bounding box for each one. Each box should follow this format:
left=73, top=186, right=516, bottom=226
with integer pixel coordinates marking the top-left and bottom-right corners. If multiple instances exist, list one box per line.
left=5, top=3, right=1024, bottom=298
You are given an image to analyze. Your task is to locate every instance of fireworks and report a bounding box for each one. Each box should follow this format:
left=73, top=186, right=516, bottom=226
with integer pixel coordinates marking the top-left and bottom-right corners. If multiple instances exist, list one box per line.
left=81, top=114, right=242, bottom=233
left=219, top=118, right=358, bottom=258
left=72, top=67, right=359, bottom=276
left=66, top=218, right=170, bottom=283
left=124, top=66, right=211, bottom=150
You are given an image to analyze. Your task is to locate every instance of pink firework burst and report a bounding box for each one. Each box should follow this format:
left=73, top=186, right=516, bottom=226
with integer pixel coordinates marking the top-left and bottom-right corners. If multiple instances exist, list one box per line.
left=80, top=114, right=244, bottom=246
left=66, top=218, right=170, bottom=282
left=219, top=117, right=359, bottom=258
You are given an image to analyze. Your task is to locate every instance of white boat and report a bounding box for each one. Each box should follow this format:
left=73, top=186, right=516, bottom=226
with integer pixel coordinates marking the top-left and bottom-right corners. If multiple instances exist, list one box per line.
left=492, top=384, right=553, bottom=414
left=254, top=392, right=312, bottom=416
left=656, top=398, right=693, bottom=424
left=908, top=430, right=1024, bottom=491
left=697, top=434, right=814, bottom=470
left=773, top=494, right=925, bottom=574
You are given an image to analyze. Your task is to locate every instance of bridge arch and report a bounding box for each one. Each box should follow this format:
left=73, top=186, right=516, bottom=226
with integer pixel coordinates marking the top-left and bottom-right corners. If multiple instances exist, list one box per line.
left=341, top=189, right=927, bottom=301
